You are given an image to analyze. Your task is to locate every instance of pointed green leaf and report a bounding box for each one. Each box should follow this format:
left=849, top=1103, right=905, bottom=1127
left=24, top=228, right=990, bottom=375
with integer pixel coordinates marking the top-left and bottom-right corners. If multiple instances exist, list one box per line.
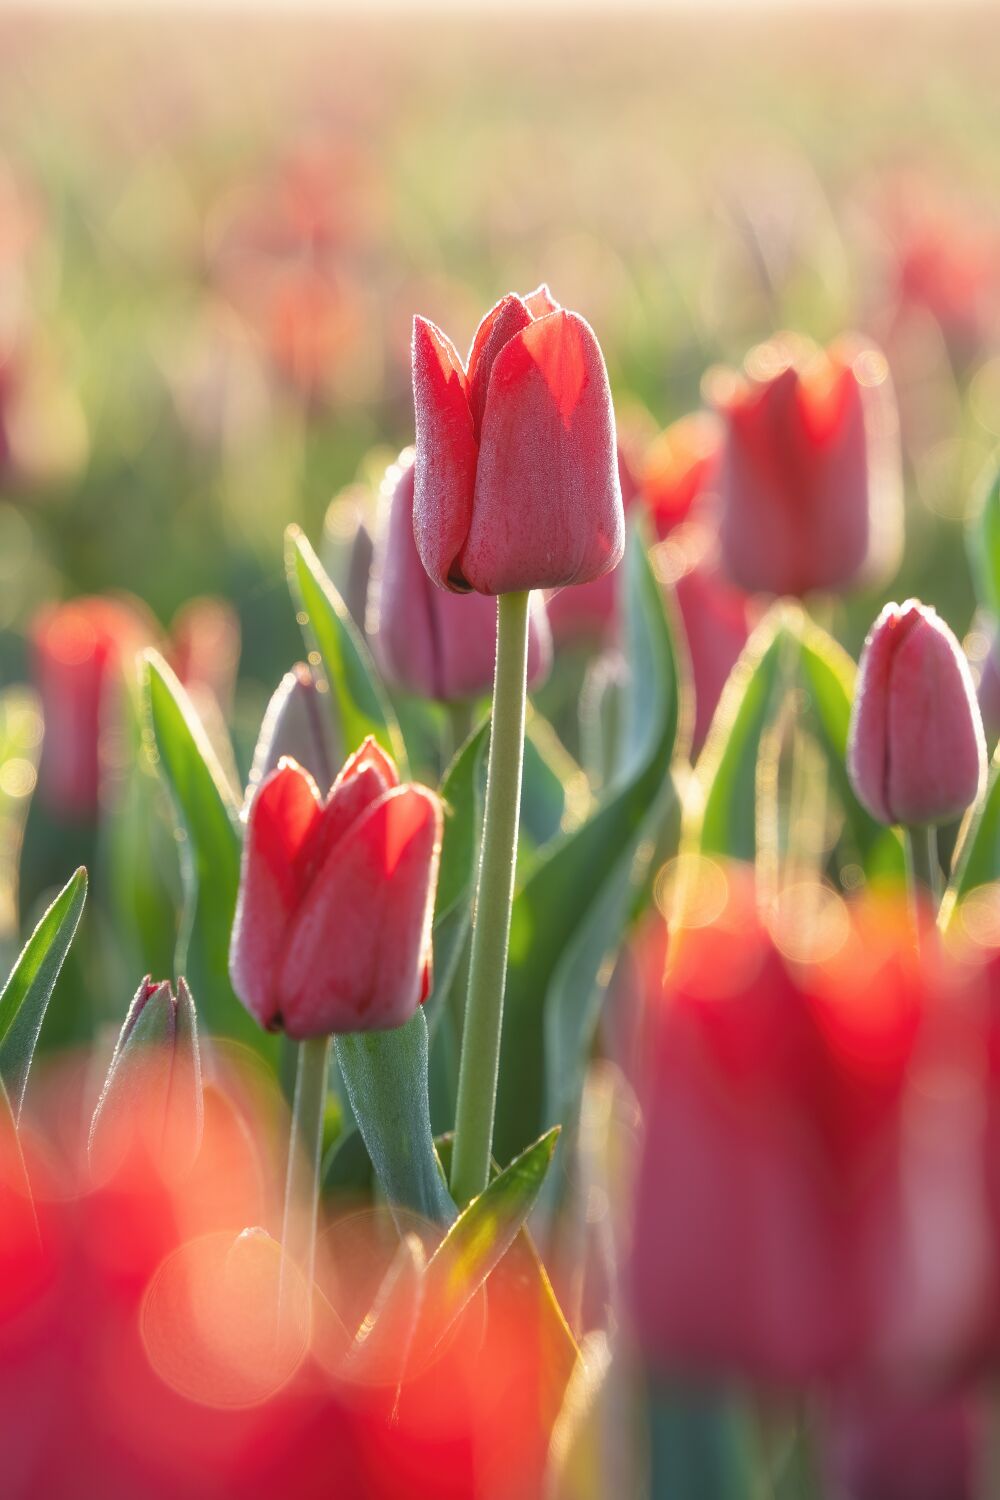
left=697, top=611, right=789, bottom=861
left=420, top=1126, right=560, bottom=1343
left=335, top=1010, right=456, bottom=1227
left=0, top=866, right=87, bottom=1117
left=287, top=526, right=405, bottom=770
left=143, top=652, right=271, bottom=1056
left=796, top=617, right=904, bottom=879
left=494, top=526, right=680, bottom=1163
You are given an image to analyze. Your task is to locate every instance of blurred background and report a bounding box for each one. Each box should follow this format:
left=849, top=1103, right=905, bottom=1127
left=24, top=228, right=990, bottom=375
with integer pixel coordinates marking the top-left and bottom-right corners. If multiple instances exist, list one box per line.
left=1, top=2, right=999, bottom=962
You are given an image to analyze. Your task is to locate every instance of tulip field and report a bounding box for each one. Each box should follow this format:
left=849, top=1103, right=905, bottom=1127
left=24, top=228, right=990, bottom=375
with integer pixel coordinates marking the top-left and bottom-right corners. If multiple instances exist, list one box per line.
left=4, top=6, right=1000, bottom=1498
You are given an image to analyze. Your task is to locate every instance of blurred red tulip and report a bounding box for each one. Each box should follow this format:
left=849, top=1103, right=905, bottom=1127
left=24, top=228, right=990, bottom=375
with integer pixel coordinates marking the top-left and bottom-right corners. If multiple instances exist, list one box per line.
left=412, top=287, right=623, bottom=594
left=168, top=597, right=241, bottom=717
left=712, top=334, right=901, bottom=598
left=629, top=868, right=929, bottom=1386
left=230, top=740, right=442, bottom=1037
left=822, top=1391, right=979, bottom=1500
left=31, top=595, right=155, bottom=819
left=370, top=449, right=551, bottom=702
left=848, top=600, right=986, bottom=828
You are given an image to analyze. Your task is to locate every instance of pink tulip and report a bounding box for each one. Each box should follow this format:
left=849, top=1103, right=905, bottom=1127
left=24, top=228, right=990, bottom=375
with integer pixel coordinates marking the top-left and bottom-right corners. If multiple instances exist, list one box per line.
left=713, top=335, right=901, bottom=598
left=411, top=287, right=623, bottom=594
left=848, top=600, right=986, bottom=827
left=370, top=450, right=551, bottom=702
left=229, top=739, right=441, bottom=1038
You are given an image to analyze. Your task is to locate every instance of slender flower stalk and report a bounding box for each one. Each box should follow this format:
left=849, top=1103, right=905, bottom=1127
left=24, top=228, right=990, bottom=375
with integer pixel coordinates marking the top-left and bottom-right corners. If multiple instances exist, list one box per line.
left=904, top=825, right=942, bottom=917
left=450, top=590, right=530, bottom=1207
left=279, top=1033, right=330, bottom=1311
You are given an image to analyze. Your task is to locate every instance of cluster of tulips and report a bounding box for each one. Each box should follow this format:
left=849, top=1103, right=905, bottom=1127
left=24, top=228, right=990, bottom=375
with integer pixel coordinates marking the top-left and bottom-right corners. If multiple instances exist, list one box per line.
left=6, top=280, right=1000, bottom=1500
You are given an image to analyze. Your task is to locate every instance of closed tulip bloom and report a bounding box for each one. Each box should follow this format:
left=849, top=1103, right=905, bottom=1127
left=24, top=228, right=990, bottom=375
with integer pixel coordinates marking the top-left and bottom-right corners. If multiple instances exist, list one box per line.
left=848, top=600, right=986, bottom=827
left=629, top=869, right=923, bottom=1386
left=370, top=450, right=551, bottom=702
left=411, top=286, right=624, bottom=595
left=713, top=335, right=902, bottom=598
left=89, top=975, right=204, bottom=1180
left=31, top=595, right=154, bottom=818
left=247, top=662, right=338, bottom=802
left=230, top=738, right=442, bottom=1037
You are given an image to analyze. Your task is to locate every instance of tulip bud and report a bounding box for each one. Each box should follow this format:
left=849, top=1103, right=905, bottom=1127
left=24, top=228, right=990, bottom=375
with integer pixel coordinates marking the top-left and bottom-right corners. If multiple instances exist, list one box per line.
left=848, top=600, right=986, bottom=827
left=247, top=663, right=339, bottom=802
left=370, top=449, right=551, bottom=701
left=412, top=287, right=624, bottom=595
left=89, top=976, right=203, bottom=1179
left=31, top=595, right=154, bottom=818
left=229, top=739, right=442, bottom=1037
left=712, top=334, right=902, bottom=598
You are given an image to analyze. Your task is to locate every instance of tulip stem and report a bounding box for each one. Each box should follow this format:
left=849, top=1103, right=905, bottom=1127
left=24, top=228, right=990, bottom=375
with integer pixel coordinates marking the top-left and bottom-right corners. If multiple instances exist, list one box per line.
left=904, top=825, right=942, bottom=918
left=280, top=1034, right=330, bottom=1300
left=450, top=590, right=530, bottom=1207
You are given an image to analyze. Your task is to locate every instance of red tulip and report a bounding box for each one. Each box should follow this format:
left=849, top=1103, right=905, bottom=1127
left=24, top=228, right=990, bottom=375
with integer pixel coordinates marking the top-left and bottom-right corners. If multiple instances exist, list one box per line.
left=629, top=868, right=924, bottom=1386
left=370, top=450, right=551, bottom=702
left=229, top=739, right=441, bottom=1037
left=411, top=287, right=623, bottom=594
left=848, top=600, right=986, bottom=827
left=31, top=595, right=154, bottom=819
left=674, top=553, right=754, bottom=756
left=713, top=335, right=901, bottom=598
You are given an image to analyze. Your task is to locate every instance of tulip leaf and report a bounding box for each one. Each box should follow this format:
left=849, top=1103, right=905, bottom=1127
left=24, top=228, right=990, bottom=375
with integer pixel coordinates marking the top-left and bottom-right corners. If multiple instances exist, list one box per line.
left=494, top=526, right=680, bottom=1164
left=0, top=866, right=87, bottom=1119
left=698, top=609, right=904, bottom=882
left=419, top=1126, right=560, bottom=1344
left=430, top=720, right=489, bottom=1011
left=697, top=611, right=789, bottom=862
left=143, top=653, right=272, bottom=1057
left=646, top=1381, right=754, bottom=1500
left=968, top=457, right=1000, bottom=615
left=335, top=1010, right=456, bottom=1227
left=941, top=741, right=1000, bottom=919
left=795, top=618, right=905, bottom=879
left=287, top=526, right=406, bottom=771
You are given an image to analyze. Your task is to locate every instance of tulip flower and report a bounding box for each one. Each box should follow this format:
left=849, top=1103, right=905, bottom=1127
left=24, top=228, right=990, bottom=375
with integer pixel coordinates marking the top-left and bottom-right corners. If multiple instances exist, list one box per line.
left=370, top=450, right=552, bottom=702
left=411, top=286, right=624, bottom=595
left=712, top=334, right=902, bottom=598
left=629, top=868, right=923, bottom=1385
left=31, top=595, right=154, bottom=818
left=229, top=739, right=442, bottom=1037
left=89, top=976, right=203, bottom=1180
left=247, top=662, right=338, bottom=802
left=848, top=599, right=986, bottom=829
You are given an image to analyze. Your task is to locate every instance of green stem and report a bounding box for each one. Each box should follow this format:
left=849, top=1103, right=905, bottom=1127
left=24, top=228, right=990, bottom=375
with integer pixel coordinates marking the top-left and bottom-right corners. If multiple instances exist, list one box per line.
left=449, top=590, right=530, bottom=1207
left=280, top=1034, right=330, bottom=1300
left=904, top=825, right=941, bottom=923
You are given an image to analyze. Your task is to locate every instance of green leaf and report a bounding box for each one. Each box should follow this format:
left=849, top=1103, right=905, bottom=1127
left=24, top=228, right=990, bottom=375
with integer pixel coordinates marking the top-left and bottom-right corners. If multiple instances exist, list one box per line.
left=335, top=1010, right=456, bottom=1227
left=942, top=742, right=1000, bottom=922
left=520, top=713, right=589, bottom=854
left=697, top=608, right=904, bottom=882
left=419, top=1126, right=560, bottom=1343
left=143, top=653, right=271, bottom=1057
left=795, top=618, right=904, bottom=880
left=0, top=867, right=87, bottom=1118
left=697, top=611, right=788, bottom=862
left=287, top=526, right=406, bottom=770
left=968, top=456, right=1000, bottom=615
left=494, top=525, right=681, bottom=1163
left=429, top=720, right=489, bottom=1020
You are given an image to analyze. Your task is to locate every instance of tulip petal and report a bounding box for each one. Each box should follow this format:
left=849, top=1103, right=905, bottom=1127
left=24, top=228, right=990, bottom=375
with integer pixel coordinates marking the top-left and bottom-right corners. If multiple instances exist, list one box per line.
left=229, top=761, right=323, bottom=1028
left=278, top=786, right=442, bottom=1037
left=465, top=293, right=532, bottom=441
left=523, top=283, right=560, bottom=318
left=463, top=310, right=624, bottom=593
left=411, top=316, right=478, bottom=591
left=301, top=735, right=398, bottom=876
